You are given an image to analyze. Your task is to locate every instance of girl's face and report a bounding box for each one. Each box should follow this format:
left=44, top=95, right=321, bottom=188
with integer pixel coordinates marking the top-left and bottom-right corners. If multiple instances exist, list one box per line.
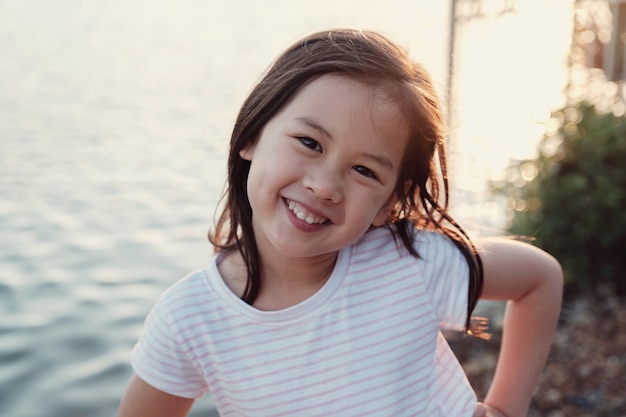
left=240, top=74, right=409, bottom=261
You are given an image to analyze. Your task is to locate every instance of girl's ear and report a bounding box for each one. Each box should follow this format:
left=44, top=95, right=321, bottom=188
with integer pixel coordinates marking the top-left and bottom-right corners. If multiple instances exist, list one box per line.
left=372, top=194, right=398, bottom=227
left=239, top=143, right=255, bottom=161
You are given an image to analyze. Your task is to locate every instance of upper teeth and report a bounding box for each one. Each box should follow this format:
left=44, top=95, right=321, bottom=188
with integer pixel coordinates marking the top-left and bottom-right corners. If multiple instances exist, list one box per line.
left=288, top=201, right=327, bottom=225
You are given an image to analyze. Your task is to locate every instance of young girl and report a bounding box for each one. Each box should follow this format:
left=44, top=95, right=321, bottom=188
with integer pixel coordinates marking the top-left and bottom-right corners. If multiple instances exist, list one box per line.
left=118, top=29, right=562, bottom=417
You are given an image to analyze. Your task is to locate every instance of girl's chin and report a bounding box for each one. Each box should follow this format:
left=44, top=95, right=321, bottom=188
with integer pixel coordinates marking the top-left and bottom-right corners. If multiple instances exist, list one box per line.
left=261, top=236, right=337, bottom=260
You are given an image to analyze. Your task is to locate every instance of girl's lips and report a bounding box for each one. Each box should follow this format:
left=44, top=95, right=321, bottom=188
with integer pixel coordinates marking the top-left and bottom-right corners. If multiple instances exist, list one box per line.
left=284, top=199, right=330, bottom=225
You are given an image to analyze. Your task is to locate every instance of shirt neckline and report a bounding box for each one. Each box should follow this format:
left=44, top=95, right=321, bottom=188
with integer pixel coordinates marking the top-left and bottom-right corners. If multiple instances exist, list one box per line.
left=207, top=246, right=351, bottom=324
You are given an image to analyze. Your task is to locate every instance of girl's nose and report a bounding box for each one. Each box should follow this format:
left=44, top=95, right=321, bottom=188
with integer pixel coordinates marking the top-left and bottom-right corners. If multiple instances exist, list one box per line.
left=303, top=170, right=343, bottom=203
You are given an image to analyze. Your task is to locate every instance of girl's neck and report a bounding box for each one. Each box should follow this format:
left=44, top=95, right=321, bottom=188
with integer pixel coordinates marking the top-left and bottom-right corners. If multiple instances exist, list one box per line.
left=254, top=250, right=338, bottom=311
left=217, top=249, right=339, bottom=311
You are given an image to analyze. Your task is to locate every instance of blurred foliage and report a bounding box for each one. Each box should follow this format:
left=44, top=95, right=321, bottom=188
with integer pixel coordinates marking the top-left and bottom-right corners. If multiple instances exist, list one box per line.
left=492, top=102, right=626, bottom=297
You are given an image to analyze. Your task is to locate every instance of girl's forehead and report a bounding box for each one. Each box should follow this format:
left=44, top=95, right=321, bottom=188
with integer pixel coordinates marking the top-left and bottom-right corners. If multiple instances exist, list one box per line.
left=285, top=74, right=403, bottom=120
left=298, top=74, right=390, bottom=98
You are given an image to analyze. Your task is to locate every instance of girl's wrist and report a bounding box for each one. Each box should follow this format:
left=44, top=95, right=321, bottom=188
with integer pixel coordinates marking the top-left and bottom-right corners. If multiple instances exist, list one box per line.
left=474, top=402, right=509, bottom=417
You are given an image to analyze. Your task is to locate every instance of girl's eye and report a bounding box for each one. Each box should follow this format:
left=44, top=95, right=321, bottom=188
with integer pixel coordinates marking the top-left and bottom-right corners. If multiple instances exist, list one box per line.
left=298, top=137, right=322, bottom=153
left=353, top=165, right=378, bottom=180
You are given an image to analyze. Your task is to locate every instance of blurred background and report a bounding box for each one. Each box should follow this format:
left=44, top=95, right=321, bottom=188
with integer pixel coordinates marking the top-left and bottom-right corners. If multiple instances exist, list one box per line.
left=0, top=0, right=623, bottom=416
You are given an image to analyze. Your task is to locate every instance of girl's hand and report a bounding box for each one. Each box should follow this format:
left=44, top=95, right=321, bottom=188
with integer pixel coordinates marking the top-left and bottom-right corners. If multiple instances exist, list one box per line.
left=473, top=402, right=508, bottom=417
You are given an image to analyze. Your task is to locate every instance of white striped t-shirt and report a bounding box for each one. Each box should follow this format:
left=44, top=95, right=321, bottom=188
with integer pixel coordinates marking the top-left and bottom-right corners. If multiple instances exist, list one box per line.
left=131, top=227, right=477, bottom=416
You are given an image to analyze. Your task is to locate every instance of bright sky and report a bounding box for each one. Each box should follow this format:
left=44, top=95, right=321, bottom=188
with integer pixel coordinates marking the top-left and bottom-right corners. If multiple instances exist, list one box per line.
left=449, top=0, right=573, bottom=191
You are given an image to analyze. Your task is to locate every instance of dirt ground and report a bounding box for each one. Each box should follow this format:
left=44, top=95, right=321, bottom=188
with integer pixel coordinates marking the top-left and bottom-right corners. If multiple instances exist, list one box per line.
left=447, top=294, right=626, bottom=417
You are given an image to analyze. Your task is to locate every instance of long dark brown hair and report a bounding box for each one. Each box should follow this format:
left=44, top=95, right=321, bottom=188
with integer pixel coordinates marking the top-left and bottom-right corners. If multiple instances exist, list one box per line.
left=209, top=29, right=484, bottom=334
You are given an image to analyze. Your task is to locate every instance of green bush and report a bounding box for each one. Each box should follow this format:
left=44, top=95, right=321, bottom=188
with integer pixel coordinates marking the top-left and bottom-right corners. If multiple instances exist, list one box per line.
left=494, top=102, right=626, bottom=297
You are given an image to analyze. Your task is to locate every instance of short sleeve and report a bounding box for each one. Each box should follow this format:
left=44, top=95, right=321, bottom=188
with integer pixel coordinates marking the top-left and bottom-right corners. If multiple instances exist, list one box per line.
left=417, top=231, right=470, bottom=331
left=130, top=295, right=209, bottom=399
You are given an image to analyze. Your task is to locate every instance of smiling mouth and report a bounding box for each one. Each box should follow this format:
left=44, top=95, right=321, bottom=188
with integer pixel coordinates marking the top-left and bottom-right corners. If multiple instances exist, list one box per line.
left=286, top=199, right=329, bottom=225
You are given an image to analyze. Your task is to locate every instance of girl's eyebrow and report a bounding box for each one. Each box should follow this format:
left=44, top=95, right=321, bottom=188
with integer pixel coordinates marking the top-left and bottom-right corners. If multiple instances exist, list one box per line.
left=295, top=116, right=394, bottom=171
left=361, top=152, right=394, bottom=171
left=295, top=116, right=332, bottom=139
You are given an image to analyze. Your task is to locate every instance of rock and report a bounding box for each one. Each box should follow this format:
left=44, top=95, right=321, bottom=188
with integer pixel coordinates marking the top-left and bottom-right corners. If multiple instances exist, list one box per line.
left=448, top=295, right=626, bottom=416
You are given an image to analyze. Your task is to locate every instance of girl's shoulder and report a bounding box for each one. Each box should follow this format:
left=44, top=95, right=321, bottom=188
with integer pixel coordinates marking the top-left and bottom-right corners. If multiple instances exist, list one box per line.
left=356, top=224, right=460, bottom=255
left=149, top=264, right=217, bottom=316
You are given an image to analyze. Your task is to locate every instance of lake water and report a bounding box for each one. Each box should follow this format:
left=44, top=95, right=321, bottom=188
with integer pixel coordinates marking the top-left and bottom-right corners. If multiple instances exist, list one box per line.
left=0, top=1, right=570, bottom=416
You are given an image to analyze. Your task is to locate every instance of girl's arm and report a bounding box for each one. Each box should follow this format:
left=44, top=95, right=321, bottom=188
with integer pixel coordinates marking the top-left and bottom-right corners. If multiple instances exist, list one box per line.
left=117, top=374, right=195, bottom=417
left=477, top=238, right=563, bottom=417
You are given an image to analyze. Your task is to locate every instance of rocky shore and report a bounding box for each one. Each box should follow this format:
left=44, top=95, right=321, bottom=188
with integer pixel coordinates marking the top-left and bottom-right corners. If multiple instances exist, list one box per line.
left=448, top=295, right=626, bottom=417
